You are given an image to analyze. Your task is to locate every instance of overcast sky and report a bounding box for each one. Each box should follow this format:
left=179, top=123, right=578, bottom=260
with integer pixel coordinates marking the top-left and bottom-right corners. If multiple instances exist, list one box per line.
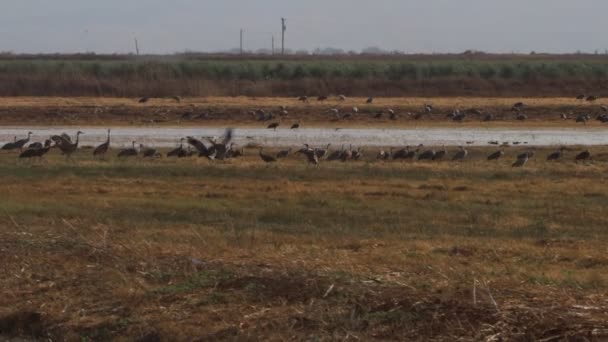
left=1, top=0, right=606, bottom=54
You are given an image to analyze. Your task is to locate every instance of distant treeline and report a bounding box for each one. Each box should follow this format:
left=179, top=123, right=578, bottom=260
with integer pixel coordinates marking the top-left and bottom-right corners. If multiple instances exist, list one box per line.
left=1, top=55, right=607, bottom=97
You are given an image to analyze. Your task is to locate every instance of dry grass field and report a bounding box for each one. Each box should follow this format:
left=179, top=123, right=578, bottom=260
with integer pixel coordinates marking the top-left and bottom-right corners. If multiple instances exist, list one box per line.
left=1, top=147, right=608, bottom=340
left=0, top=96, right=607, bottom=128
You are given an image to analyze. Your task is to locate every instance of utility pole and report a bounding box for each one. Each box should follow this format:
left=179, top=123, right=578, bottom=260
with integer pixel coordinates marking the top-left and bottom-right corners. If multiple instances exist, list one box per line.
left=281, top=17, right=287, bottom=55
left=240, top=29, right=244, bottom=55
left=134, top=38, right=140, bottom=56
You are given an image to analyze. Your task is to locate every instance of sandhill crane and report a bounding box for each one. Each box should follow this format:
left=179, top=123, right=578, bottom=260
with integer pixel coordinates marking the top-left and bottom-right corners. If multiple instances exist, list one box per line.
left=93, top=129, right=111, bottom=158
left=340, top=145, right=353, bottom=162
left=10, top=132, right=33, bottom=150
left=432, top=146, right=447, bottom=161
left=576, top=94, right=585, bottom=100
left=601, top=105, right=608, bottom=113
left=352, top=147, right=363, bottom=160
left=186, top=136, right=211, bottom=157
left=352, top=107, right=359, bottom=114
left=576, top=114, right=591, bottom=124
left=452, top=146, right=468, bottom=161
left=19, top=140, right=53, bottom=160
left=290, top=122, right=300, bottom=129
left=512, top=102, right=525, bottom=111
left=51, top=131, right=83, bottom=159
left=377, top=149, right=391, bottom=160
left=447, top=109, right=459, bottom=119
left=512, top=151, right=533, bottom=167
left=298, top=96, right=309, bottom=102
left=27, top=142, right=43, bottom=149
left=297, top=146, right=319, bottom=165
left=487, top=150, right=504, bottom=161
left=2, top=137, right=17, bottom=150
left=338, top=95, right=346, bottom=101
left=418, top=149, right=436, bottom=161
left=424, top=104, right=433, bottom=113
left=259, top=148, right=277, bottom=163
left=596, top=113, right=608, bottom=123
left=118, top=141, right=138, bottom=158
left=586, top=95, right=598, bottom=102
left=453, top=111, right=466, bottom=122
left=167, top=138, right=186, bottom=157
left=276, top=148, right=292, bottom=159
left=267, top=122, right=279, bottom=130
left=314, top=144, right=330, bottom=159
left=390, top=147, right=406, bottom=160
left=575, top=150, right=591, bottom=162
left=206, top=128, right=234, bottom=160
left=228, top=146, right=244, bottom=158
left=140, top=144, right=159, bottom=158
left=403, top=146, right=417, bottom=160
left=366, top=97, right=374, bottom=104
left=389, top=110, right=398, bottom=120
left=317, top=95, right=328, bottom=101
left=560, top=113, right=569, bottom=120
left=138, top=97, right=150, bottom=103
left=547, top=147, right=566, bottom=161
left=326, top=145, right=344, bottom=161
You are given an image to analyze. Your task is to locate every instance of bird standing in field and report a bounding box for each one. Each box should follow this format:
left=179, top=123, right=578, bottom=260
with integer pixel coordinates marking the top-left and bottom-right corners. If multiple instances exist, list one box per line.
left=259, top=148, right=277, bottom=163
left=3, top=132, right=33, bottom=151
left=140, top=144, right=159, bottom=158
left=366, top=97, right=374, bottom=104
left=118, top=141, right=138, bottom=158
left=267, top=122, right=280, bottom=130
left=19, top=140, right=53, bottom=161
left=418, top=148, right=436, bottom=161
left=512, top=151, right=533, bottom=167
left=138, top=97, right=150, bottom=103
left=290, top=122, right=300, bottom=129
left=586, top=95, right=598, bottom=102
left=51, top=131, right=83, bottom=159
left=546, top=147, right=566, bottom=161
left=432, top=145, right=447, bottom=161
left=167, top=138, right=186, bottom=157
left=93, top=129, right=111, bottom=158
left=487, top=150, right=504, bottom=161
left=276, top=148, right=292, bottom=159
left=575, top=150, right=591, bottom=162
left=452, top=146, right=468, bottom=161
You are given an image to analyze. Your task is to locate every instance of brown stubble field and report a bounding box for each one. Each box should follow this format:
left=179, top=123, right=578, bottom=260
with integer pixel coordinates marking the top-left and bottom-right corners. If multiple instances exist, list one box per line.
left=0, top=96, right=607, bottom=127
left=1, top=147, right=608, bottom=340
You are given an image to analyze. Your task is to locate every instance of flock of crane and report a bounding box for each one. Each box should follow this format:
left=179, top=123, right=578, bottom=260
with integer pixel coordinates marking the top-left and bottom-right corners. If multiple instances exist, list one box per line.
left=1, top=129, right=595, bottom=168
left=249, top=94, right=608, bottom=126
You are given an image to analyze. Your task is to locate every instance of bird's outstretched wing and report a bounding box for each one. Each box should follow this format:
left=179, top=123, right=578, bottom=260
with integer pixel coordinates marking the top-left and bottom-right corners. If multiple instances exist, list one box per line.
left=50, top=134, right=72, bottom=147
left=186, top=136, right=209, bottom=154
left=221, top=128, right=234, bottom=146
